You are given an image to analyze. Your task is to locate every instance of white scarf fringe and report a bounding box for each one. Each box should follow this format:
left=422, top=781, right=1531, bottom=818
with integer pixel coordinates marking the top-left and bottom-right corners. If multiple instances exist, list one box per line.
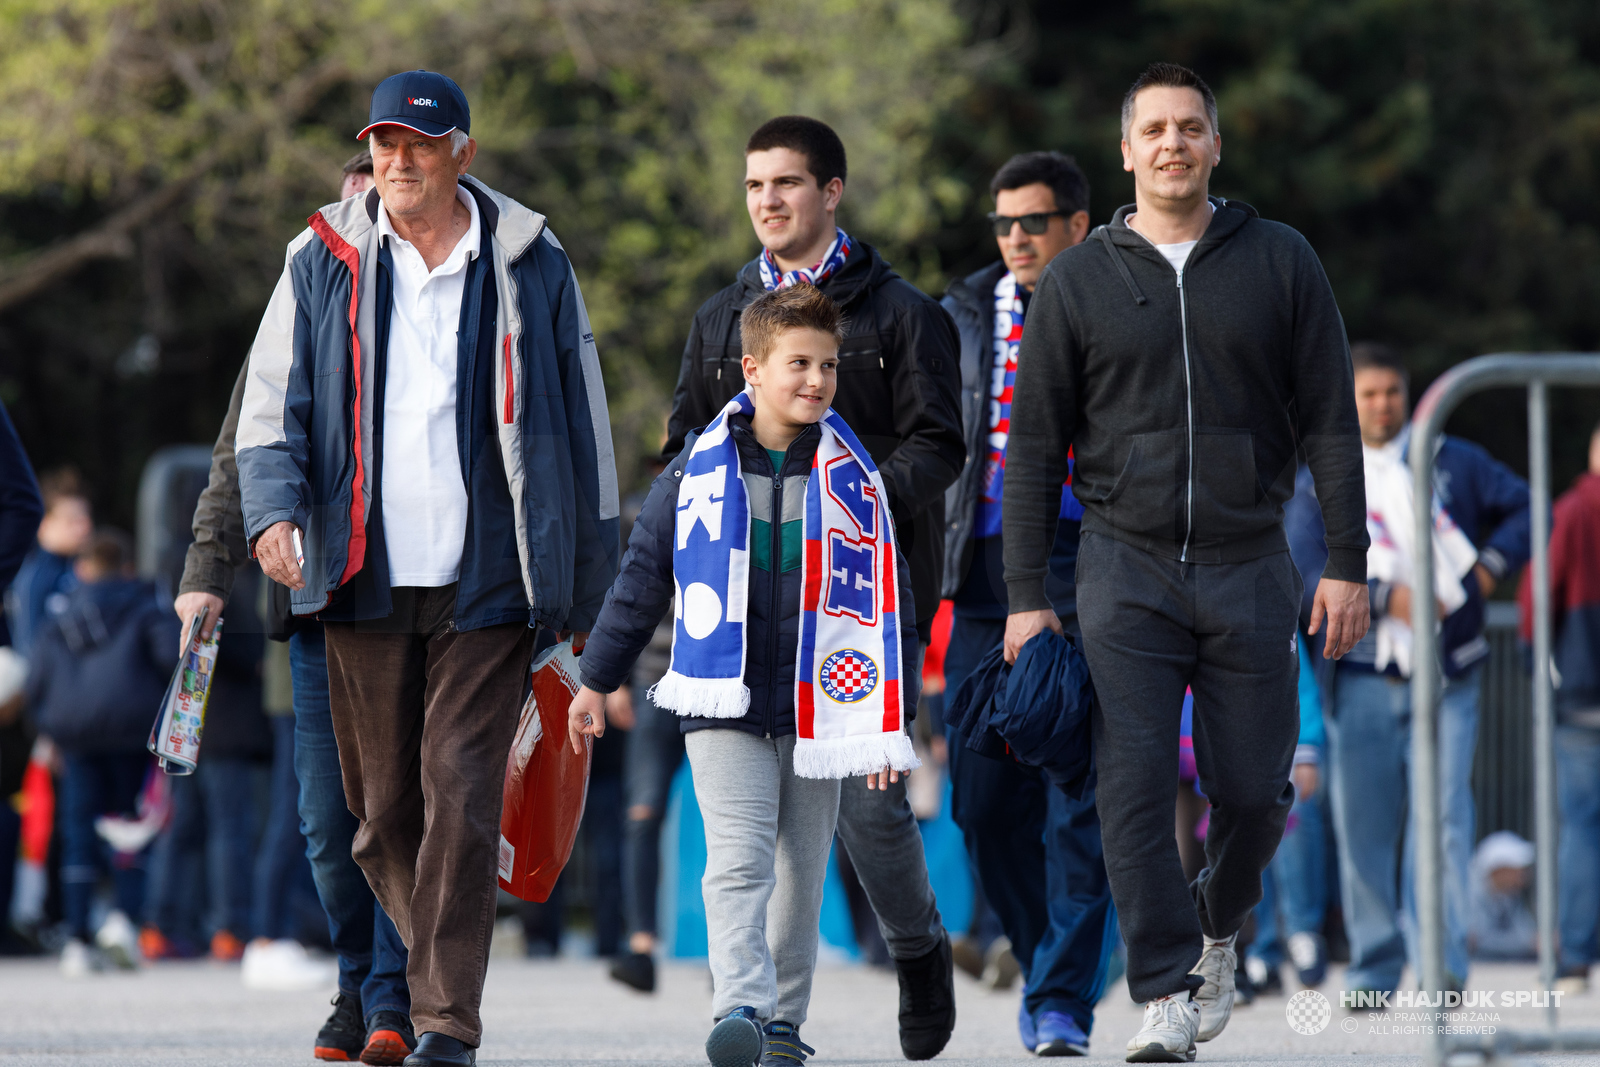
left=648, top=673, right=750, bottom=719
left=790, top=730, right=921, bottom=781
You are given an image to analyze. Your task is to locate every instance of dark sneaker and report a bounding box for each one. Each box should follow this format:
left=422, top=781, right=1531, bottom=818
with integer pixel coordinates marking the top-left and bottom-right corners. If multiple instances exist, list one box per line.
left=610, top=952, right=657, bottom=992
left=1286, top=932, right=1327, bottom=989
left=1034, top=1011, right=1089, bottom=1056
left=315, top=993, right=366, bottom=1062
left=361, top=1011, right=417, bottom=1065
left=1244, top=956, right=1284, bottom=997
left=706, top=1006, right=764, bottom=1067
left=896, top=932, right=956, bottom=1060
left=402, top=1032, right=474, bottom=1067
left=761, top=1022, right=815, bottom=1067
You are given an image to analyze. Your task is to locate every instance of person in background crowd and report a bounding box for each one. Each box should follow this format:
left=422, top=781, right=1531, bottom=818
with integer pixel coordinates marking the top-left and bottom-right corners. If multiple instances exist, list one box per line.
left=1244, top=638, right=1330, bottom=993
left=241, top=69, right=619, bottom=1067
left=660, top=114, right=961, bottom=1061
left=24, top=529, right=175, bottom=976
left=1001, top=63, right=1371, bottom=1062
left=1467, top=831, right=1537, bottom=961
left=1290, top=342, right=1530, bottom=1000
left=0, top=398, right=43, bottom=955
left=938, top=150, right=1114, bottom=1056
left=1519, top=420, right=1600, bottom=993
left=171, top=151, right=410, bottom=1061
left=6, top=469, right=92, bottom=659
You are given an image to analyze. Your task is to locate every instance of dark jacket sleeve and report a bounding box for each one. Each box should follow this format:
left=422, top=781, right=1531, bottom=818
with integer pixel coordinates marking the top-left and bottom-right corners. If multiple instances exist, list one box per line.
left=179, top=360, right=250, bottom=602
left=1287, top=234, right=1368, bottom=583
left=0, top=400, right=42, bottom=591
left=663, top=315, right=711, bottom=462
left=877, top=295, right=965, bottom=513
left=1003, top=268, right=1080, bottom=614
left=578, top=454, right=686, bottom=694
left=1465, top=442, right=1532, bottom=580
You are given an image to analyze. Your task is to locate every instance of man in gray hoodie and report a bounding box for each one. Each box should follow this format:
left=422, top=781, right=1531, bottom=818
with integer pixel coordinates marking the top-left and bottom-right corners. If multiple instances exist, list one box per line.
left=1001, top=63, right=1370, bottom=1063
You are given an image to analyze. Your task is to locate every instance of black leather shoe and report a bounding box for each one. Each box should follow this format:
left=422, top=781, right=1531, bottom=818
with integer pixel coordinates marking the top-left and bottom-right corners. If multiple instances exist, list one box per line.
left=402, top=1032, right=475, bottom=1067
left=896, top=932, right=956, bottom=1060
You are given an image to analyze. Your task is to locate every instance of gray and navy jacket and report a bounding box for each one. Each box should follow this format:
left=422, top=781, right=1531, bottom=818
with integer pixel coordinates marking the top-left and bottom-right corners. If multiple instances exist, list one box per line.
left=579, top=417, right=920, bottom=738
left=236, top=176, right=620, bottom=632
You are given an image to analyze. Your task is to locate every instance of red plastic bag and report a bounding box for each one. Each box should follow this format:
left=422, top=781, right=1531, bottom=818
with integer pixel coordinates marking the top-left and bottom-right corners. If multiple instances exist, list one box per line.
left=497, top=639, right=591, bottom=902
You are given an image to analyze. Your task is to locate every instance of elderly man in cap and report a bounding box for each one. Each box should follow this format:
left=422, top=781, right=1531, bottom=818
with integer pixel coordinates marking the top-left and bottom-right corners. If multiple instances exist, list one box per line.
left=238, top=69, right=619, bottom=1067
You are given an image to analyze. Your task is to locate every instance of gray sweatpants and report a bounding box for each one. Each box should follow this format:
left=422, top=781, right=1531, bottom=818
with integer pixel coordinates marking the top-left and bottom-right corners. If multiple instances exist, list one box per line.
left=687, top=730, right=841, bottom=1025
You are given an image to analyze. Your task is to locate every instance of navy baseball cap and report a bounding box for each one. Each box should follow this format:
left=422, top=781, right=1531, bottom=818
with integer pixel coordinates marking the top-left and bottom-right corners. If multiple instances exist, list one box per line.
left=357, top=70, right=470, bottom=141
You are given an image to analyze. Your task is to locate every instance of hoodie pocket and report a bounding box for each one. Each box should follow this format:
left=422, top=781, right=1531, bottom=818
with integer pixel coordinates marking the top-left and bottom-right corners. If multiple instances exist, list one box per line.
left=1190, top=429, right=1269, bottom=543
left=1105, top=431, right=1185, bottom=543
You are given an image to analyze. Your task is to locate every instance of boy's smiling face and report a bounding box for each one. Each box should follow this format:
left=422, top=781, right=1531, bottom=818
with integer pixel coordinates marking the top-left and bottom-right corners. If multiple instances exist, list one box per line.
left=742, top=326, right=838, bottom=437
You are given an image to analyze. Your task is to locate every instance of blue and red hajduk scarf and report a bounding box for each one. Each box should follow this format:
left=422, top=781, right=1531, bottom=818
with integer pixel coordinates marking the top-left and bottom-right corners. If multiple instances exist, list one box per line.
left=976, top=270, right=1083, bottom=538
left=758, top=228, right=853, bottom=291
left=649, top=388, right=917, bottom=779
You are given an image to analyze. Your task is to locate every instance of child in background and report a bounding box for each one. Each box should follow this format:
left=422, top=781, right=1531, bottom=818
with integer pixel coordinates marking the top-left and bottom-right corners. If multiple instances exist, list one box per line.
left=24, top=529, right=176, bottom=975
left=1468, top=831, right=1537, bottom=961
left=569, top=286, right=921, bottom=1067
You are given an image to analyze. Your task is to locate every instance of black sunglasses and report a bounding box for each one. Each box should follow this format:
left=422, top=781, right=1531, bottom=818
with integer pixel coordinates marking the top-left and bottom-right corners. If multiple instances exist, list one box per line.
left=988, top=210, right=1067, bottom=237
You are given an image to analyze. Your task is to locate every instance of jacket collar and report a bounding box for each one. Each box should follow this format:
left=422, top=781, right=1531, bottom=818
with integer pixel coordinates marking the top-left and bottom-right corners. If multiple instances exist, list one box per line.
left=1105, top=195, right=1257, bottom=253
left=735, top=238, right=893, bottom=310
left=943, top=260, right=1009, bottom=316
left=311, top=174, right=546, bottom=265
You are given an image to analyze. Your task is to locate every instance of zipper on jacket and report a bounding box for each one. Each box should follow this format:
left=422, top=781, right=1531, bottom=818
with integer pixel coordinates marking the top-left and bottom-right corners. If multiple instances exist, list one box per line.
left=765, top=461, right=782, bottom=740
left=1177, top=269, right=1195, bottom=563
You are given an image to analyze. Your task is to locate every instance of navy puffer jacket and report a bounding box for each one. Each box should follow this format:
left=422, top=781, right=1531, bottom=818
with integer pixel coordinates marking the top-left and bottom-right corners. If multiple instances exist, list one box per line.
left=580, top=414, right=921, bottom=738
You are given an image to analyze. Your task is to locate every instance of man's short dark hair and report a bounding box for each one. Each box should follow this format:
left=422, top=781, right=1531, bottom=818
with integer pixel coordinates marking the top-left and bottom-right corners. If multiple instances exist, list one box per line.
left=38, top=467, right=88, bottom=513
left=1121, top=62, right=1218, bottom=138
left=81, top=528, right=133, bottom=576
left=741, top=284, right=845, bottom=362
left=1350, top=341, right=1410, bottom=387
left=989, top=151, right=1089, bottom=217
left=746, top=116, right=847, bottom=188
left=343, top=149, right=374, bottom=177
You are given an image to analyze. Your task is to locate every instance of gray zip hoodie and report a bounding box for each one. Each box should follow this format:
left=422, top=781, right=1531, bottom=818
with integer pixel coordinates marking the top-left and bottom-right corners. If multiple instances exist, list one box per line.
left=1002, top=198, right=1367, bottom=612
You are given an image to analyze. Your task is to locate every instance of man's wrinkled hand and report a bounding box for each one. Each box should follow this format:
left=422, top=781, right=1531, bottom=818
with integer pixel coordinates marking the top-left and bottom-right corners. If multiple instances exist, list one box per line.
left=1308, top=577, right=1371, bottom=660
left=1003, top=609, right=1062, bottom=665
left=256, top=521, right=305, bottom=591
left=172, top=592, right=224, bottom=657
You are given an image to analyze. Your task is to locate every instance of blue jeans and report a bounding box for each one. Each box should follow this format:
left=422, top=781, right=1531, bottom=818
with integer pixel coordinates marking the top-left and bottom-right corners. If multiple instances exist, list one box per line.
left=292, top=628, right=409, bottom=1020
left=253, top=714, right=317, bottom=940
left=59, top=751, right=148, bottom=940
left=146, top=757, right=257, bottom=941
left=1248, top=789, right=1327, bottom=969
left=1327, top=665, right=1480, bottom=990
left=1557, top=725, right=1600, bottom=972
left=944, top=613, right=1117, bottom=1035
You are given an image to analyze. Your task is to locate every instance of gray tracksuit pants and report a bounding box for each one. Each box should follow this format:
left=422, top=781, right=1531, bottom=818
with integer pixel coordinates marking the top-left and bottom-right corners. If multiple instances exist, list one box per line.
left=687, top=730, right=841, bottom=1025
left=1075, top=531, right=1302, bottom=1004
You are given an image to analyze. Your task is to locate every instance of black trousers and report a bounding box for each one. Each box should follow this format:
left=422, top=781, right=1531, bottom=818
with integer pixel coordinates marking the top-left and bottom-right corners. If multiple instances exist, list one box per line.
left=1075, top=531, right=1300, bottom=1003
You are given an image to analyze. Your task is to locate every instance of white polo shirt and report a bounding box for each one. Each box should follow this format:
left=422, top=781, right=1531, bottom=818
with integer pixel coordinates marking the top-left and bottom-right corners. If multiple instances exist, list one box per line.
left=376, top=185, right=480, bottom=588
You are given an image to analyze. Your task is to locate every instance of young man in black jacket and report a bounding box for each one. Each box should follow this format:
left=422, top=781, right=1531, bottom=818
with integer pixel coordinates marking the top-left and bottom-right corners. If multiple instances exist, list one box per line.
left=658, top=116, right=961, bottom=1059
left=940, top=151, right=1113, bottom=1057
left=1001, top=64, right=1370, bottom=1062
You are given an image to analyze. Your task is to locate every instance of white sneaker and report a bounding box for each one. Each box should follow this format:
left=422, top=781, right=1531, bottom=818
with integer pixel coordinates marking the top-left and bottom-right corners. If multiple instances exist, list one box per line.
left=95, top=910, right=140, bottom=971
left=1190, top=933, right=1237, bottom=1042
left=60, top=938, right=100, bottom=979
left=241, top=939, right=337, bottom=991
left=1125, top=994, right=1199, bottom=1062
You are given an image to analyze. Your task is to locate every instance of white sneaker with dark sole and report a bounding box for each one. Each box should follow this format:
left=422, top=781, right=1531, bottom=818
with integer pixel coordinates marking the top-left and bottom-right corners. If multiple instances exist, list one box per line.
left=1190, top=934, right=1237, bottom=1042
left=1125, top=995, right=1199, bottom=1063
left=706, top=1006, right=764, bottom=1067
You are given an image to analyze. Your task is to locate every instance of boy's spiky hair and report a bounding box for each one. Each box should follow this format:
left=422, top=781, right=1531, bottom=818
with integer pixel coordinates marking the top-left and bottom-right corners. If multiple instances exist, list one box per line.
left=741, top=284, right=845, bottom=361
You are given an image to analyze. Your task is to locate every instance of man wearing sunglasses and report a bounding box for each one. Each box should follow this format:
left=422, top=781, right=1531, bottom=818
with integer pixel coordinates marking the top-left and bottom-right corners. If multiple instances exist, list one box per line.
left=939, top=151, right=1112, bottom=1057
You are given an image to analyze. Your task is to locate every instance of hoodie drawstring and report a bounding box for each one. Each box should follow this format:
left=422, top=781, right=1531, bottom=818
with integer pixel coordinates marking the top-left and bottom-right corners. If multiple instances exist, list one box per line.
left=1094, top=227, right=1148, bottom=306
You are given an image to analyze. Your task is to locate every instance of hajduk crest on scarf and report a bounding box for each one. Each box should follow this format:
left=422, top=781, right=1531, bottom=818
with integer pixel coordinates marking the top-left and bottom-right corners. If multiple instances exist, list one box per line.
left=758, top=228, right=852, bottom=291
left=647, top=387, right=918, bottom=780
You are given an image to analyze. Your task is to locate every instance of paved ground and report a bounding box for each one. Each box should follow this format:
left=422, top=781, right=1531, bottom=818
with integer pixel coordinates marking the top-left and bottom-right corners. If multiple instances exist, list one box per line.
left=1, top=947, right=1596, bottom=1065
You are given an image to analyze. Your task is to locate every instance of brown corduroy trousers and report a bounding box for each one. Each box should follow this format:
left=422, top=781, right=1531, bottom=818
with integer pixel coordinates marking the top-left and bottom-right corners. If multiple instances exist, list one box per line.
left=324, top=586, right=534, bottom=1046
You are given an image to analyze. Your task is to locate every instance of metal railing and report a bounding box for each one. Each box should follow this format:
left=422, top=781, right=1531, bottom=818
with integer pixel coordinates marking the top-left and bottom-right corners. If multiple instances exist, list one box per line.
left=1410, top=354, right=1600, bottom=1066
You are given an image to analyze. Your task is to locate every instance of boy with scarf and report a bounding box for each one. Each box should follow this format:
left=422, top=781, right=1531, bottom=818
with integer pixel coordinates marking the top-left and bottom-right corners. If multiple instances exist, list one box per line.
left=570, top=285, right=921, bottom=1067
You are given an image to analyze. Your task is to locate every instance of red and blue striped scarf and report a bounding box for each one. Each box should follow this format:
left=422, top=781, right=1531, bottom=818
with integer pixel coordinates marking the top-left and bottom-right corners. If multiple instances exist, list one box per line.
left=758, top=228, right=852, bottom=291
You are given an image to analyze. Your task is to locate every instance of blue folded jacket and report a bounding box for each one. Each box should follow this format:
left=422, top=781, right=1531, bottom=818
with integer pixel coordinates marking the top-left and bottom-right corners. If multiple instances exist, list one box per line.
left=946, top=629, right=1095, bottom=796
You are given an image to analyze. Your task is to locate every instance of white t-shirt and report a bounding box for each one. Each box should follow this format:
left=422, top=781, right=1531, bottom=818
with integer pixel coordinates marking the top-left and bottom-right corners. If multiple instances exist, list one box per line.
left=1130, top=201, right=1215, bottom=279
left=376, top=186, right=480, bottom=588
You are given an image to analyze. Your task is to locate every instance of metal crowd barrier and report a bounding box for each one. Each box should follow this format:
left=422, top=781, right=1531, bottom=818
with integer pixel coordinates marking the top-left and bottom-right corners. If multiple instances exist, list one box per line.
left=1409, top=354, right=1600, bottom=1066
